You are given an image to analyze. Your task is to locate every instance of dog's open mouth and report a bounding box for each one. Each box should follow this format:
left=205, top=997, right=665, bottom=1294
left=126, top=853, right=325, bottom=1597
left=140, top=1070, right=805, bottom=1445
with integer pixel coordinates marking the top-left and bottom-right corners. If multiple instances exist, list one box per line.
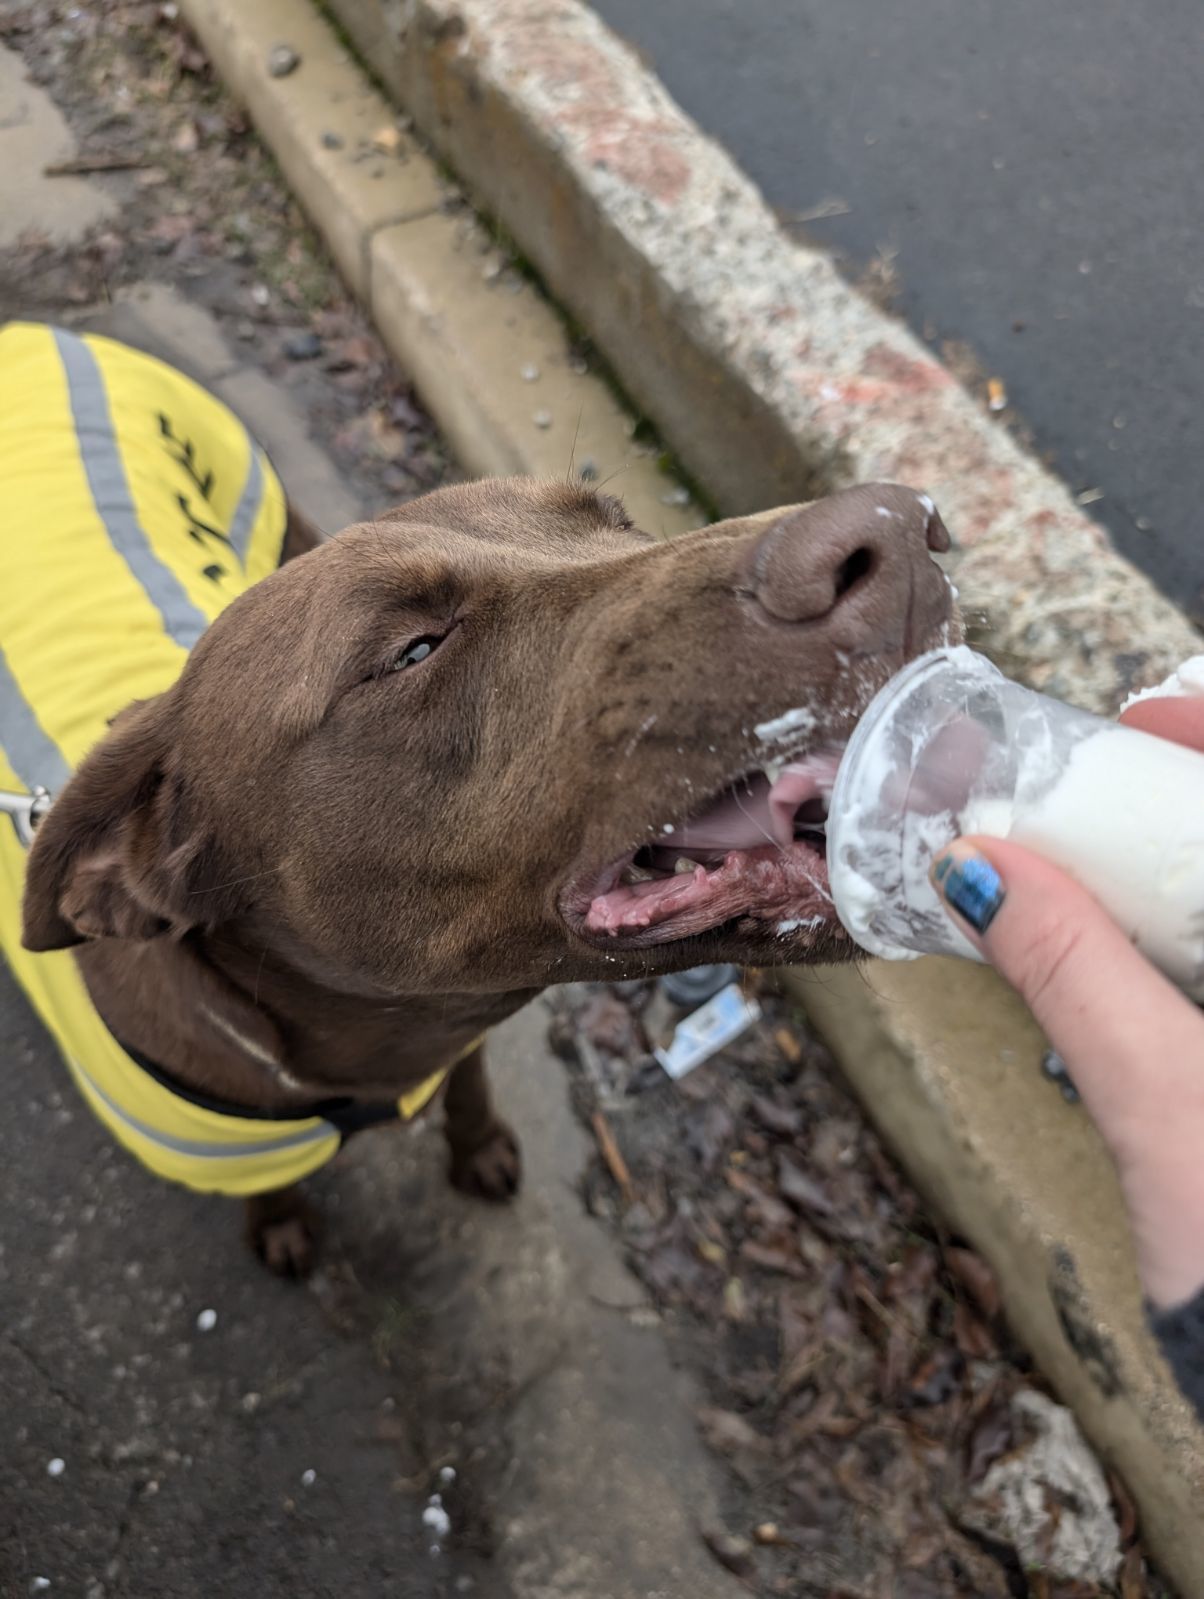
left=567, top=753, right=842, bottom=948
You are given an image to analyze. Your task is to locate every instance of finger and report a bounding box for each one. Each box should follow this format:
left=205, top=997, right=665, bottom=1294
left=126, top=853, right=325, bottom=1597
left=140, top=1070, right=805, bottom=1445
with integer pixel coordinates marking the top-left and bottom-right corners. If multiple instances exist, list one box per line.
left=930, top=836, right=1204, bottom=1153
left=1119, top=695, right=1204, bottom=748
left=931, top=836, right=1204, bottom=1306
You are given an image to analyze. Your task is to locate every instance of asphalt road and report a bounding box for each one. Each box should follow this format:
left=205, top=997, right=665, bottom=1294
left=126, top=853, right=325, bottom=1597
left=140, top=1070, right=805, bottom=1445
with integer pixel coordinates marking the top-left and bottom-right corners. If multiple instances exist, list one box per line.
left=593, top=0, right=1204, bottom=624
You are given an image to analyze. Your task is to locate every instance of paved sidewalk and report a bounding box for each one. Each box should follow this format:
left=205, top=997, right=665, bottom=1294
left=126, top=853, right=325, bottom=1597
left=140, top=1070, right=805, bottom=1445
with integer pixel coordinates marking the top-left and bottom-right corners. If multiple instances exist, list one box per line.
left=0, top=45, right=738, bottom=1598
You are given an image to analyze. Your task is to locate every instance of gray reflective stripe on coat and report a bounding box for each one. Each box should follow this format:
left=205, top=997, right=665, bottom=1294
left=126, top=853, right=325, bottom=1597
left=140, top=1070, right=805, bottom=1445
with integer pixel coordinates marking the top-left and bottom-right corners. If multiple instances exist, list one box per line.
left=226, top=444, right=265, bottom=567
left=52, top=328, right=210, bottom=649
left=0, top=640, right=70, bottom=794
left=69, top=1054, right=339, bottom=1162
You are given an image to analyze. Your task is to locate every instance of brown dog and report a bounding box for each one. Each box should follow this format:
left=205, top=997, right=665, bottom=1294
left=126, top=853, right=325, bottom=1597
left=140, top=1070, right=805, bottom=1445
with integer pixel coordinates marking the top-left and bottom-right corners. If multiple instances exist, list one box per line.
left=10, top=356, right=952, bottom=1272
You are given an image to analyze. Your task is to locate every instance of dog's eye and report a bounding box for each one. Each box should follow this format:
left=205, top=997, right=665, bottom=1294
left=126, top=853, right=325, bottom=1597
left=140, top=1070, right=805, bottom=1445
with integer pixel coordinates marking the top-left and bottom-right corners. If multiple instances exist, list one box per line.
left=386, top=636, right=442, bottom=674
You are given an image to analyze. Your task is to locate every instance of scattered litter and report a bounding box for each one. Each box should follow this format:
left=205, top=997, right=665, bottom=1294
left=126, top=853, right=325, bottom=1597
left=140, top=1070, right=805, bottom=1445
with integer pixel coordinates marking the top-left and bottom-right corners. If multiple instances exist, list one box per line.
left=300, top=1468, right=316, bottom=1487
left=422, top=1493, right=452, bottom=1539
left=520, top=362, right=540, bottom=382
left=791, top=196, right=852, bottom=223
left=701, top=1525, right=755, bottom=1579
left=987, top=376, right=1008, bottom=411
left=370, top=124, right=403, bottom=155
left=590, top=1108, right=634, bottom=1205
left=964, top=1391, right=1122, bottom=1582
left=532, top=409, right=553, bottom=430
left=1077, top=487, right=1105, bottom=505
left=438, top=1465, right=457, bottom=1486
left=655, top=984, right=761, bottom=1080
left=772, top=1025, right=802, bottom=1065
left=195, top=1308, right=217, bottom=1332
left=267, top=44, right=300, bottom=77
left=171, top=120, right=198, bottom=155
left=44, top=153, right=145, bottom=177
left=552, top=975, right=1145, bottom=1594
left=29, top=1581, right=51, bottom=1594
left=660, top=485, right=691, bottom=507
left=284, top=331, right=322, bottom=361
left=46, top=1458, right=65, bottom=1478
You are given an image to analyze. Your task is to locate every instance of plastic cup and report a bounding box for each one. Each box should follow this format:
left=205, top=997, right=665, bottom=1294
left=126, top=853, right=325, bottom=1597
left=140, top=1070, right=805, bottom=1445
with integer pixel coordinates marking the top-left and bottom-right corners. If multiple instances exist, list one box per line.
left=826, top=646, right=1204, bottom=1000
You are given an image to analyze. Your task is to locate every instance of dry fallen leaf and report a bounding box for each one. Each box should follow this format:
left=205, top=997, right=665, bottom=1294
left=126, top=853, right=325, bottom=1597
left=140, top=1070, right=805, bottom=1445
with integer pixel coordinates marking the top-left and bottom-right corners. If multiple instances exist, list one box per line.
left=945, top=1246, right=1002, bottom=1320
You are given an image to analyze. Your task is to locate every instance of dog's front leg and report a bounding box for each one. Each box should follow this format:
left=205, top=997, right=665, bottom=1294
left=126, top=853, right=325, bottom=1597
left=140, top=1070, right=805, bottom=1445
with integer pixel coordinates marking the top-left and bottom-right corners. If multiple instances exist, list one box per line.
left=443, top=1046, right=522, bottom=1200
left=244, top=1184, right=320, bottom=1278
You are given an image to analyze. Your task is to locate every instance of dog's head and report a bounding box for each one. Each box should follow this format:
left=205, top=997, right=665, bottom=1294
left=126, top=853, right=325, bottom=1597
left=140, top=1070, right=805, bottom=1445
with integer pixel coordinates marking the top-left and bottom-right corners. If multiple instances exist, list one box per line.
left=23, top=478, right=955, bottom=993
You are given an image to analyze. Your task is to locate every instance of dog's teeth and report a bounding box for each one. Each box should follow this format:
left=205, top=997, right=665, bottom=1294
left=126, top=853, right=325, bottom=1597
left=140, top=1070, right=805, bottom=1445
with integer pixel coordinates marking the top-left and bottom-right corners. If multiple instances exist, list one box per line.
left=621, top=862, right=655, bottom=884
left=762, top=759, right=785, bottom=786
left=674, top=856, right=695, bottom=875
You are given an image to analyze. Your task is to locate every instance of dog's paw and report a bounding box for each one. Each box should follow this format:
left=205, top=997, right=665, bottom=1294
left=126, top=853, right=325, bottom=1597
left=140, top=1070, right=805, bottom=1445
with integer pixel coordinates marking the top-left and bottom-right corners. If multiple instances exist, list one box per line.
left=449, top=1120, right=522, bottom=1201
left=244, top=1192, right=319, bottom=1279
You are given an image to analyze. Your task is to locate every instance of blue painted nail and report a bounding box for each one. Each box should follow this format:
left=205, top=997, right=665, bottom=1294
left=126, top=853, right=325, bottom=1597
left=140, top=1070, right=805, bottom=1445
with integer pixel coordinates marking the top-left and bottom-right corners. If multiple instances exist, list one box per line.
left=932, top=849, right=1005, bottom=934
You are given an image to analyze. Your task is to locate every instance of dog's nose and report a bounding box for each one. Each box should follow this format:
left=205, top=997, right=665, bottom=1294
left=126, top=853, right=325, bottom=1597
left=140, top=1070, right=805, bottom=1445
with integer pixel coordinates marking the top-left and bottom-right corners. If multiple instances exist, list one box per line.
left=749, top=483, right=951, bottom=635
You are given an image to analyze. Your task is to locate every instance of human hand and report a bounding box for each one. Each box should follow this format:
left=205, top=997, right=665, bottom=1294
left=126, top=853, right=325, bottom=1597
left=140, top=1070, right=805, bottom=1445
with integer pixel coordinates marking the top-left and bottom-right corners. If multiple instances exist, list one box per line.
left=930, top=693, right=1204, bottom=1310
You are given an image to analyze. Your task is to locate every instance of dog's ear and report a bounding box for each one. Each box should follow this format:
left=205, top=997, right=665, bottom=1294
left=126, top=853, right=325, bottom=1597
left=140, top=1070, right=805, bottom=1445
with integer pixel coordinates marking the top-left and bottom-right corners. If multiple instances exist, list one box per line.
left=22, top=695, right=233, bottom=951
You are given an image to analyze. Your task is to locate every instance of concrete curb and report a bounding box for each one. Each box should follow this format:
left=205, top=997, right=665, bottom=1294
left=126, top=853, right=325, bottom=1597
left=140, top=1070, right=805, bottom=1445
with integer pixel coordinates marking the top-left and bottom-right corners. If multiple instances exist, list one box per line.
left=329, top=0, right=1198, bottom=716
left=176, top=0, right=1204, bottom=1589
left=788, top=961, right=1204, bottom=1595
left=176, top=0, right=702, bottom=543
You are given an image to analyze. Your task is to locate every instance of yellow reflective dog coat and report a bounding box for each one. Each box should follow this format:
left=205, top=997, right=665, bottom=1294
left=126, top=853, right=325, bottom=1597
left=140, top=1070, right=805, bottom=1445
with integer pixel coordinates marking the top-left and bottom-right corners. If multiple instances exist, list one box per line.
left=0, top=323, right=453, bottom=1196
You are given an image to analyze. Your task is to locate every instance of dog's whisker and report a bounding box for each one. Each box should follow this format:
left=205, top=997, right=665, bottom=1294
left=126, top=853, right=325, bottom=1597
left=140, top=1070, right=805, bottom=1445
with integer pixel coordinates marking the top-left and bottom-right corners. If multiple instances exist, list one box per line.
left=565, top=401, right=585, bottom=483
left=730, top=785, right=786, bottom=858
left=187, top=865, right=282, bottom=897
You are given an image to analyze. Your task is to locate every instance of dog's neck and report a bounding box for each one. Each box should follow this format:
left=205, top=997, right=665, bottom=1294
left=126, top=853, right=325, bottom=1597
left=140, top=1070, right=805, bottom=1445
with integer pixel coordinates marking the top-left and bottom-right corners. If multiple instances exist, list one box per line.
left=77, top=923, right=535, bottom=1111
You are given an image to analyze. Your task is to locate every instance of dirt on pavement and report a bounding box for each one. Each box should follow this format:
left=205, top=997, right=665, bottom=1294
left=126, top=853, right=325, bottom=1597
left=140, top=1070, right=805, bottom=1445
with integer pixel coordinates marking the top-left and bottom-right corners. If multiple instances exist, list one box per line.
left=550, top=977, right=1171, bottom=1598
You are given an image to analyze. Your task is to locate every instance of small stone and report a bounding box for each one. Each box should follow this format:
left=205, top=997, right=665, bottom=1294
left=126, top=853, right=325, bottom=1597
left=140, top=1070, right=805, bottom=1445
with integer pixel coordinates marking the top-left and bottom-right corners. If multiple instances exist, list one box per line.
left=268, top=44, right=300, bottom=78
left=47, top=1458, right=65, bottom=1478
left=320, top=131, right=344, bottom=150
left=29, top=1581, right=52, bottom=1595
left=240, top=1392, right=261, bottom=1412
left=520, top=363, right=540, bottom=382
left=283, top=331, right=322, bottom=361
left=481, top=255, right=504, bottom=283
left=438, top=1465, right=457, bottom=1485
left=301, top=1468, right=316, bottom=1487
left=250, top=284, right=270, bottom=309
left=532, top=409, right=553, bottom=430
left=195, top=1308, right=217, bottom=1332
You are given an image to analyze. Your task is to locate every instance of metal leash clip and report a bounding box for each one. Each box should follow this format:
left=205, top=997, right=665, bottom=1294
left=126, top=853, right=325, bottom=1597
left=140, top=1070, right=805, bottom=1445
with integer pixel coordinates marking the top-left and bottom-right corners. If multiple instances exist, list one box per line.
left=0, top=786, right=53, bottom=848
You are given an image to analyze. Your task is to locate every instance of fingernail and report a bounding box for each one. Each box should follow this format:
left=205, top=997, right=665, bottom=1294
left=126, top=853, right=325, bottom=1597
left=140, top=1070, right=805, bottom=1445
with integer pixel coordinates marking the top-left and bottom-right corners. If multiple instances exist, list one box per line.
left=930, top=843, right=1005, bottom=934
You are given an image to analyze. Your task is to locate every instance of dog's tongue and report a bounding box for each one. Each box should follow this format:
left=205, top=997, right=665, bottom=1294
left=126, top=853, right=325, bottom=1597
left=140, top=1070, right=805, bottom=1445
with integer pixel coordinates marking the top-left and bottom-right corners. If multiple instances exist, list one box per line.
left=667, top=754, right=840, bottom=854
